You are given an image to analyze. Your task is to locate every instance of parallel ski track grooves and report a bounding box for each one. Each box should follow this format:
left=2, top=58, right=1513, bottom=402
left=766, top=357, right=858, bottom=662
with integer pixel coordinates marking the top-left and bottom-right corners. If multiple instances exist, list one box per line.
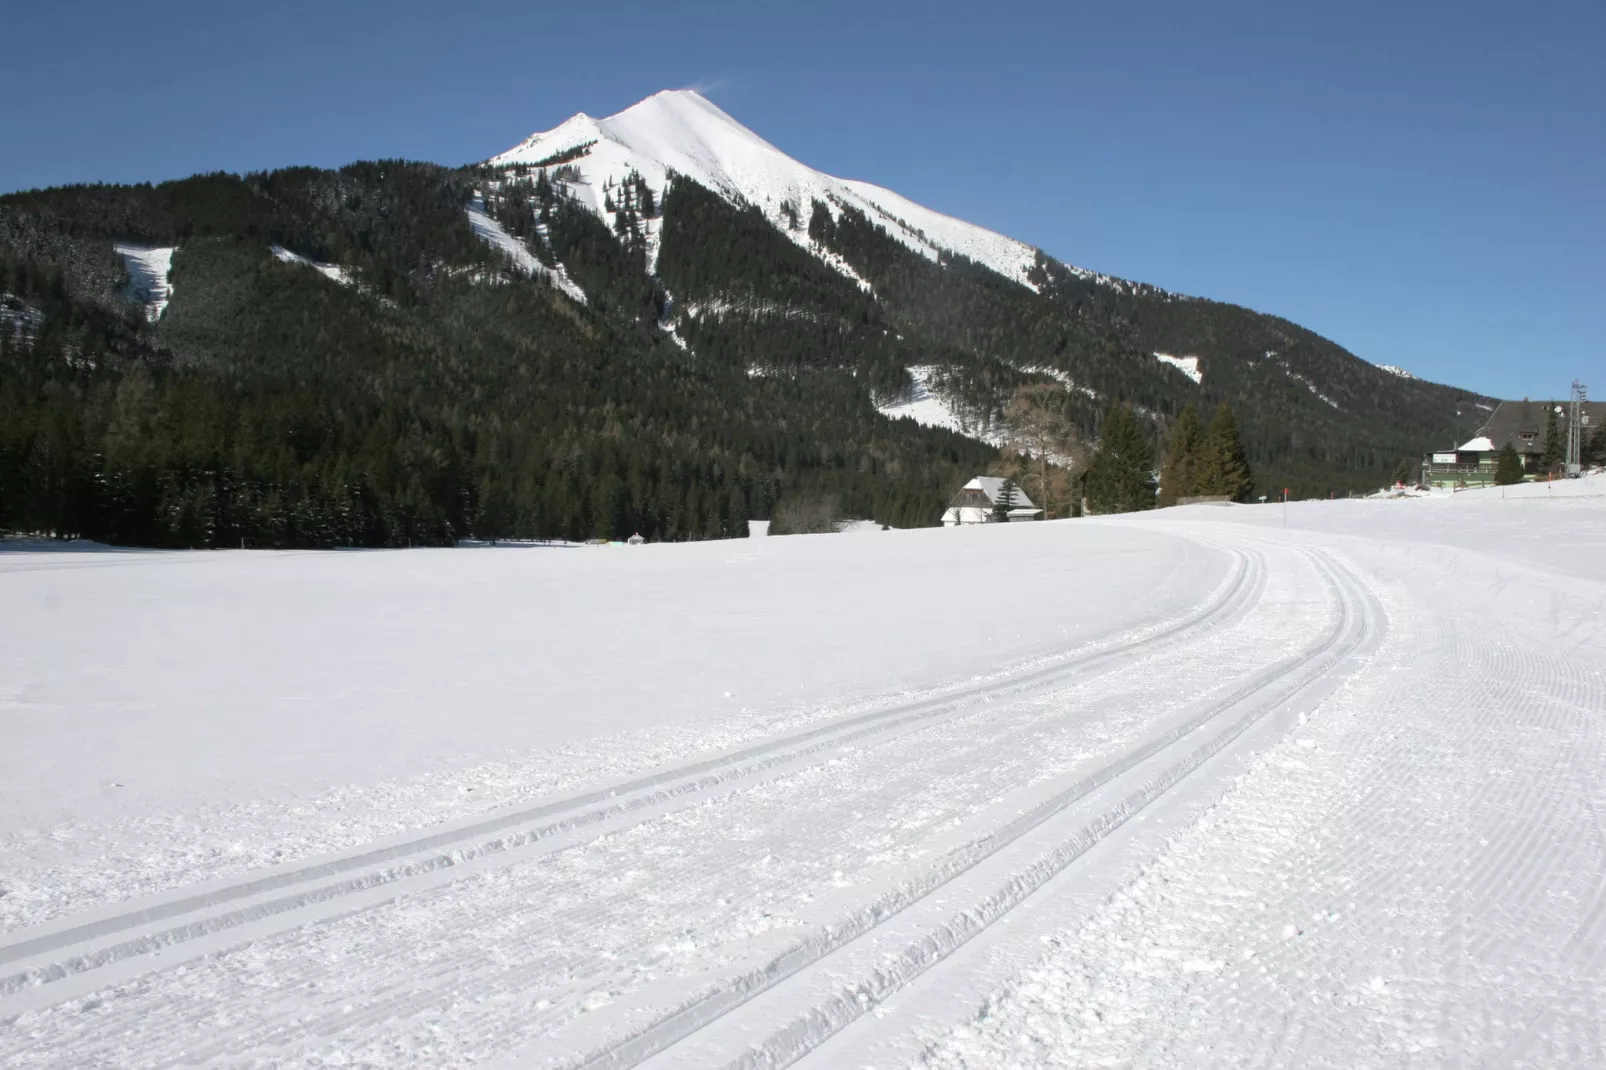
left=0, top=546, right=1261, bottom=1004
left=573, top=548, right=1378, bottom=1070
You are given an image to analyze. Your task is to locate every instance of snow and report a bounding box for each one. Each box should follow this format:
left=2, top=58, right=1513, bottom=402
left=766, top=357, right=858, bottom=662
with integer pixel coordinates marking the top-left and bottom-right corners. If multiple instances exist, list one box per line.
left=876, top=365, right=1003, bottom=444
left=270, top=245, right=354, bottom=286
left=464, top=196, right=587, bottom=304
left=1457, top=435, right=1495, bottom=451
left=112, top=243, right=174, bottom=322
left=1020, top=365, right=1100, bottom=399
left=1153, top=351, right=1202, bottom=384
left=1377, top=363, right=1417, bottom=379
left=489, top=90, right=1052, bottom=293
left=6, top=478, right=1606, bottom=1066
left=1282, top=363, right=1340, bottom=409
left=964, top=475, right=1037, bottom=509
left=0, top=293, right=44, bottom=340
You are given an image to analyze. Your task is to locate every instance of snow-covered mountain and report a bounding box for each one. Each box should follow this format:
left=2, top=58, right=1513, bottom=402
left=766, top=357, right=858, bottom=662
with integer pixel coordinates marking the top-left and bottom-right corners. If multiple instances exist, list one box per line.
left=489, top=89, right=1045, bottom=291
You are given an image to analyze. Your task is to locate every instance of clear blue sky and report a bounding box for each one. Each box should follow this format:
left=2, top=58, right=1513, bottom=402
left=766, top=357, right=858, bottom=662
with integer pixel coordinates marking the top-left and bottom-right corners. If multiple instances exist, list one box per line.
left=4, top=0, right=1600, bottom=400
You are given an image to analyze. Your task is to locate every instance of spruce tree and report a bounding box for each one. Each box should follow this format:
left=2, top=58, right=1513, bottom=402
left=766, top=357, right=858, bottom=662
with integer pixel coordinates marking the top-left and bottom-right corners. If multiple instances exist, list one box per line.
left=1084, top=404, right=1156, bottom=514
left=1541, top=404, right=1564, bottom=474
left=1158, top=403, right=1202, bottom=506
left=1587, top=424, right=1606, bottom=468
left=992, top=478, right=1017, bottom=522
left=1495, top=442, right=1525, bottom=485
left=1195, top=403, right=1254, bottom=502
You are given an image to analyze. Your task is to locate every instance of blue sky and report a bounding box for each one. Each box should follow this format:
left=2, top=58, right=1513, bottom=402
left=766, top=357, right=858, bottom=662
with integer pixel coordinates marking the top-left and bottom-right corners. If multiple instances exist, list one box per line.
left=4, top=0, right=1600, bottom=399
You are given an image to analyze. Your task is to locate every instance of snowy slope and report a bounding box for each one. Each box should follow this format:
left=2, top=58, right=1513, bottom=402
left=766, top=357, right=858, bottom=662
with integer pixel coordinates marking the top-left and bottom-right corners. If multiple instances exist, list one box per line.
left=113, top=243, right=174, bottom=321
left=270, top=245, right=354, bottom=286
left=464, top=197, right=587, bottom=303
left=1154, top=351, right=1202, bottom=384
left=1377, top=363, right=1417, bottom=379
left=876, top=365, right=1004, bottom=444
left=489, top=90, right=1046, bottom=292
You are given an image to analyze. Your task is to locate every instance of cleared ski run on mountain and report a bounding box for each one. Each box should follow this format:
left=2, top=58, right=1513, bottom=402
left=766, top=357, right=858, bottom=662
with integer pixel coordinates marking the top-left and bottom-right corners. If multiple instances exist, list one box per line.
left=3, top=478, right=1605, bottom=1068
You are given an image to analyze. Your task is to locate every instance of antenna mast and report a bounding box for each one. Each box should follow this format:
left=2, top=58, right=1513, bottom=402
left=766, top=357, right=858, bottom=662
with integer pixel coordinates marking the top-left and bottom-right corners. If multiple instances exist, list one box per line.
left=1565, top=380, right=1588, bottom=477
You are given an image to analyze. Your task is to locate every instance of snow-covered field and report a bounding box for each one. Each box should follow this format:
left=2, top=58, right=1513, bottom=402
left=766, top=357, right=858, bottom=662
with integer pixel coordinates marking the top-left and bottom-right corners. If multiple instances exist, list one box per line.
left=3, top=477, right=1605, bottom=1067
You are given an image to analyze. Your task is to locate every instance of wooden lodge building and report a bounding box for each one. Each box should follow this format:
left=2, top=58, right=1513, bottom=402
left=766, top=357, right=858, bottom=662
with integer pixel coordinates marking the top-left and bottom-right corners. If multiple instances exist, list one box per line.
left=1422, top=398, right=1603, bottom=486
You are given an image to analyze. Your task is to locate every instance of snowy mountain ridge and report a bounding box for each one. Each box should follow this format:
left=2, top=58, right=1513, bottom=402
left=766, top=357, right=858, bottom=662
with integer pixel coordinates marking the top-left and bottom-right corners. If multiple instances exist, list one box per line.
left=488, top=89, right=1053, bottom=293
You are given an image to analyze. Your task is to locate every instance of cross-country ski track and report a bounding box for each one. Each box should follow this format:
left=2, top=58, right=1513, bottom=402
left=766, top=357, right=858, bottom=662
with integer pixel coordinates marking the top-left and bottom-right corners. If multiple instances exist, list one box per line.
left=4, top=483, right=1606, bottom=1068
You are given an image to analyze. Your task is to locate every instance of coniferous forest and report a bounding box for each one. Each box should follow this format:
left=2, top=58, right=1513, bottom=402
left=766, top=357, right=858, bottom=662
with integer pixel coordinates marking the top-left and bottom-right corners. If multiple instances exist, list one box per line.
left=0, top=153, right=1496, bottom=548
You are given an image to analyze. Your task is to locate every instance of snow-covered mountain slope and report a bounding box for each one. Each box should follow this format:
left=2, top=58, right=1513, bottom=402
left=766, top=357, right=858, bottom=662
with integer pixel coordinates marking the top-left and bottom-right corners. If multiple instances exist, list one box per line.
left=489, top=90, right=1045, bottom=292
left=1154, top=352, right=1203, bottom=384
left=270, top=245, right=354, bottom=287
left=113, top=243, right=174, bottom=322
left=463, top=197, right=586, bottom=303
left=1377, top=364, right=1417, bottom=379
left=876, top=366, right=1004, bottom=444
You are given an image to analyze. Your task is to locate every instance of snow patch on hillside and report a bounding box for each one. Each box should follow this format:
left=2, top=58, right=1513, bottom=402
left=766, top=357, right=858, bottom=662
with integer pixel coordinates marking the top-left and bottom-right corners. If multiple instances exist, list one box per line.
left=113, top=243, right=174, bottom=322
left=1154, top=352, right=1203, bottom=384
left=1377, top=364, right=1417, bottom=379
left=1285, top=367, right=1339, bottom=409
left=490, top=90, right=1053, bottom=293
left=270, top=246, right=354, bottom=286
left=1, top=293, right=43, bottom=341
left=464, top=197, right=587, bottom=304
left=1019, top=365, right=1100, bottom=400
left=876, top=366, right=1002, bottom=444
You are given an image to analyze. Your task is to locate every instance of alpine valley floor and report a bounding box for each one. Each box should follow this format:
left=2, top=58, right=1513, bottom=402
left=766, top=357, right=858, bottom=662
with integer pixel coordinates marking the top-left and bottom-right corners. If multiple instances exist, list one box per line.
left=2, top=477, right=1604, bottom=1069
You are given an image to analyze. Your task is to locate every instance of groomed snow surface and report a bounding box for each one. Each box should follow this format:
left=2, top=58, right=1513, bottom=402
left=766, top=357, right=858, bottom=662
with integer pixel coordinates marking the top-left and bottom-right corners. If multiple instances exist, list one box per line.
left=5, top=476, right=1606, bottom=1067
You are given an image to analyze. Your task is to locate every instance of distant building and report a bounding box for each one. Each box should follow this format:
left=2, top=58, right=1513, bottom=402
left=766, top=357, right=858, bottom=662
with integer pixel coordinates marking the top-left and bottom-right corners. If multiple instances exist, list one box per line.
left=627, top=532, right=645, bottom=545
left=942, top=476, right=1043, bottom=525
left=1422, top=399, right=1603, bottom=486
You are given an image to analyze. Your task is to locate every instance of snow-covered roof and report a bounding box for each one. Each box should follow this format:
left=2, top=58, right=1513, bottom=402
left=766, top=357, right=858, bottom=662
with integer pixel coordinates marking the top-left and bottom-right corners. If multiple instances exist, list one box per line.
left=963, top=476, right=1037, bottom=510
left=1458, top=436, right=1495, bottom=452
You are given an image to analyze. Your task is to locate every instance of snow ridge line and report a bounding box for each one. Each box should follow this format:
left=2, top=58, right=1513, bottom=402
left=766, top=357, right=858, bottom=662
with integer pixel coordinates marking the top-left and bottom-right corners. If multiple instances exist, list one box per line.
left=0, top=549, right=1260, bottom=998
left=568, top=548, right=1379, bottom=1070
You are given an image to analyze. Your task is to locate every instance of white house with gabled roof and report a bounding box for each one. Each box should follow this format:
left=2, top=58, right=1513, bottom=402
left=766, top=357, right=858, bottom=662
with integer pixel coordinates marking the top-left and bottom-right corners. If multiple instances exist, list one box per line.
left=941, top=476, right=1042, bottom=525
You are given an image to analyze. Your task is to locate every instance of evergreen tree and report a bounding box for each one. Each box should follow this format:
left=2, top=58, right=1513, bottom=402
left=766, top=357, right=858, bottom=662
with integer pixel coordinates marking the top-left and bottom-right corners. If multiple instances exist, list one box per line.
left=992, top=477, right=1017, bottom=522
left=1195, top=403, right=1254, bottom=502
left=1541, top=404, right=1564, bottom=474
left=1495, top=442, right=1525, bottom=485
left=1084, top=404, right=1156, bottom=514
left=1587, top=423, right=1606, bottom=468
left=1158, top=402, right=1202, bottom=506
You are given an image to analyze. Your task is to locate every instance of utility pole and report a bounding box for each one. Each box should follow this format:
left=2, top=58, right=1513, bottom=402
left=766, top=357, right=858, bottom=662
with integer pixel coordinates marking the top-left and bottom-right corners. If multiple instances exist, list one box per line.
left=1565, top=380, right=1588, bottom=477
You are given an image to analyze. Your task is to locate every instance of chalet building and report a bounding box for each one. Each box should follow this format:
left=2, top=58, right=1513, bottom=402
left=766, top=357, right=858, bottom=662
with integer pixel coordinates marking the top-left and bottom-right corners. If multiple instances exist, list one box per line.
left=1422, top=399, right=1603, bottom=486
left=942, top=476, right=1043, bottom=525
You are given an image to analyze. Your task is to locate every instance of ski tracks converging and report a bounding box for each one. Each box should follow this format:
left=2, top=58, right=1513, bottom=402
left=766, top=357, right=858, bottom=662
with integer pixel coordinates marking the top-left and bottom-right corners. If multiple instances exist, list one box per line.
left=919, top=528, right=1606, bottom=1070
left=1, top=533, right=1402, bottom=1068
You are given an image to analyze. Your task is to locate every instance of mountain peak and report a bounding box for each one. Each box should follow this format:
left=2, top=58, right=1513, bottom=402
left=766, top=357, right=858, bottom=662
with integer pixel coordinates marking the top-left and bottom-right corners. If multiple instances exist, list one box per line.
left=487, top=90, right=1044, bottom=291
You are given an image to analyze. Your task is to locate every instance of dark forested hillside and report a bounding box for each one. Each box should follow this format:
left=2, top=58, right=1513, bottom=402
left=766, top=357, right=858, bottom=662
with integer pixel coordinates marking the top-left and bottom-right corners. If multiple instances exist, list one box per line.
left=1, top=138, right=1491, bottom=548
left=0, top=164, right=993, bottom=547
